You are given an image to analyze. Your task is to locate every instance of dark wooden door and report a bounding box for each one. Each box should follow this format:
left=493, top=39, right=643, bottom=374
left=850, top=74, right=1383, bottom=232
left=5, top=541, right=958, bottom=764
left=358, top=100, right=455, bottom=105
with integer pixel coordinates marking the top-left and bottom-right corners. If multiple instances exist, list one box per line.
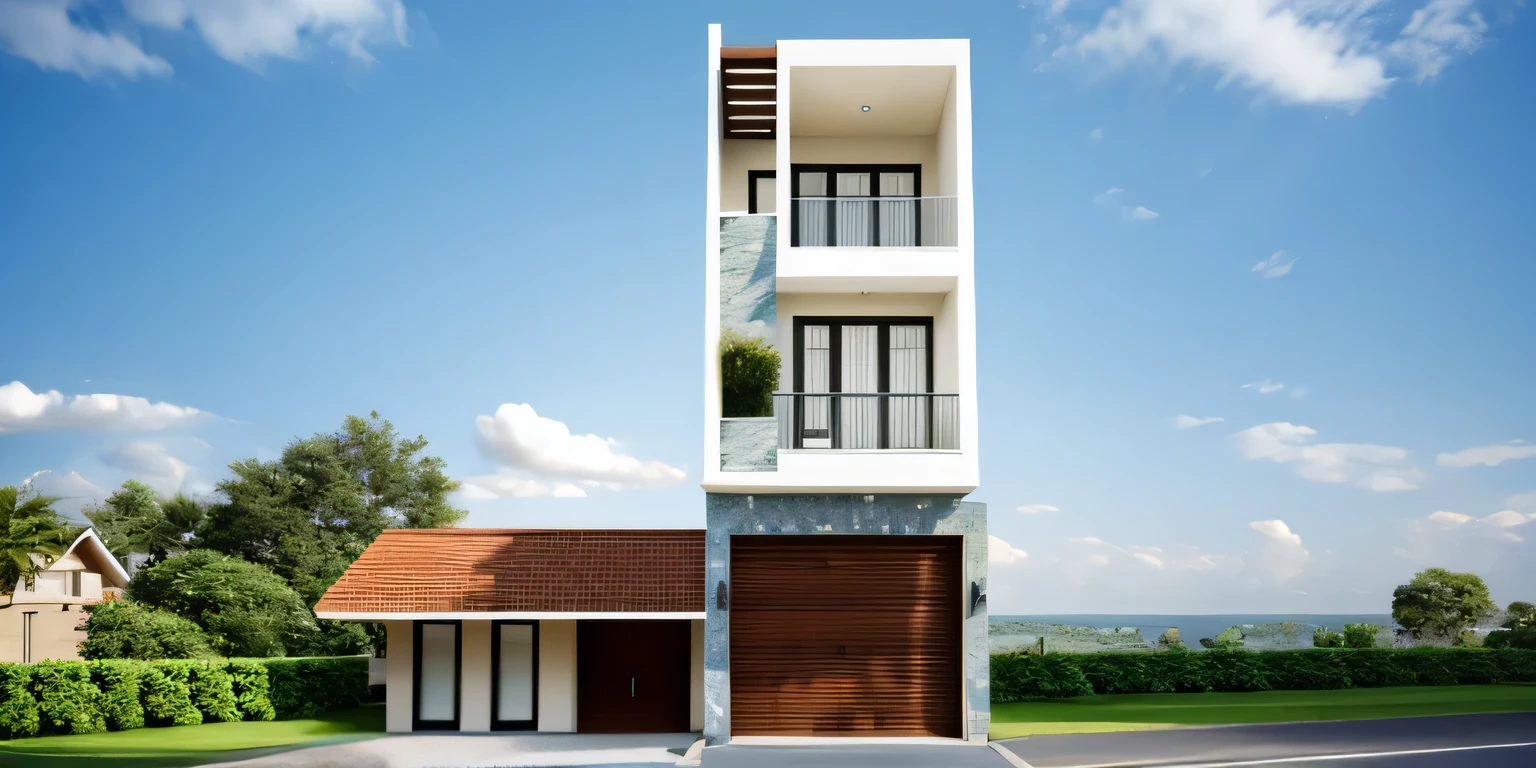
left=577, top=620, right=691, bottom=733
left=730, top=536, right=962, bottom=737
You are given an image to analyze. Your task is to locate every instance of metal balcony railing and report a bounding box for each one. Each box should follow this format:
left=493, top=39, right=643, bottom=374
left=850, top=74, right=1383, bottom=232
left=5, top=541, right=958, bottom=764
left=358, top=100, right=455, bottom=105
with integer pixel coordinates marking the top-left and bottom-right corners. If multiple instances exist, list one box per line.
left=774, top=393, right=960, bottom=450
left=791, top=196, right=958, bottom=247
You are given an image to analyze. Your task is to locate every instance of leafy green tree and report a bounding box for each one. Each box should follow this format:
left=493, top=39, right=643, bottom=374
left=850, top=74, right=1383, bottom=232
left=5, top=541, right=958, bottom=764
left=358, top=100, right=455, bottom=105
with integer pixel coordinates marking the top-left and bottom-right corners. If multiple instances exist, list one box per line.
left=128, top=550, right=315, bottom=657
left=1503, top=601, right=1536, bottom=630
left=198, top=412, right=464, bottom=605
left=1312, top=625, right=1345, bottom=648
left=1343, top=623, right=1381, bottom=648
left=1, top=486, right=74, bottom=593
left=1392, top=568, right=1496, bottom=643
left=86, top=481, right=204, bottom=567
left=1213, top=626, right=1245, bottom=649
left=78, top=600, right=217, bottom=660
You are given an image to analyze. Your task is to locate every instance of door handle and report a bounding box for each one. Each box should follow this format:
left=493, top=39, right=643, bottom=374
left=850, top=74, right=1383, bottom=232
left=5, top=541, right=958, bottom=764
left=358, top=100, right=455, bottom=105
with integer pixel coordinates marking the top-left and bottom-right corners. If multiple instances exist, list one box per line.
left=631, top=677, right=635, bottom=697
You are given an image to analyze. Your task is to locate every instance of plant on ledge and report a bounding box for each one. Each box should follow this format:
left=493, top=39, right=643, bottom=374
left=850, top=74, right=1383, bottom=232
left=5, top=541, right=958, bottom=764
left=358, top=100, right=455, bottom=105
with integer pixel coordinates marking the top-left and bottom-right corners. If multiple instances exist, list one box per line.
left=720, top=329, right=781, bottom=418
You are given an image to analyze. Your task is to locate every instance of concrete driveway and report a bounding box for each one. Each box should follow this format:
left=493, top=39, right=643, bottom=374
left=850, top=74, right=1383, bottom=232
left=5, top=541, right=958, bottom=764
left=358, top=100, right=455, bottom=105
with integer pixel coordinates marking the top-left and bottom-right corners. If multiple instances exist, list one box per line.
left=199, top=732, right=700, bottom=768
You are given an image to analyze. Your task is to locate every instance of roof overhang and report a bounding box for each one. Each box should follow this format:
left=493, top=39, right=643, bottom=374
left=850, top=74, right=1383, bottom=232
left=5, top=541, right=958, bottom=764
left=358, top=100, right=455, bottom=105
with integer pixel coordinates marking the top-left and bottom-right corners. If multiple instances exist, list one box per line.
left=56, top=529, right=130, bottom=588
left=317, top=611, right=707, bottom=622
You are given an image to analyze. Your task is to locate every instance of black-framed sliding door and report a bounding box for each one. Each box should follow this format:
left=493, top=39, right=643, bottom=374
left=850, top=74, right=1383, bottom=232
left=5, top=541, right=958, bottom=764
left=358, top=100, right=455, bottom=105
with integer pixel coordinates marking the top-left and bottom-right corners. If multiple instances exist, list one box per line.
left=491, top=621, right=539, bottom=731
left=412, top=620, right=461, bottom=731
left=790, top=164, right=922, bottom=247
left=792, top=317, right=934, bottom=449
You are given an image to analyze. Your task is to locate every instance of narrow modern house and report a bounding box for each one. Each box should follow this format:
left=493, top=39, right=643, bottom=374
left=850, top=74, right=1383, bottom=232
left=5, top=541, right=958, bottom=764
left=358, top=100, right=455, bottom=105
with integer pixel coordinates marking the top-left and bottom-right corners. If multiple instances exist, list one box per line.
left=704, top=26, right=988, bottom=744
left=316, top=24, right=988, bottom=745
left=0, top=529, right=129, bottom=663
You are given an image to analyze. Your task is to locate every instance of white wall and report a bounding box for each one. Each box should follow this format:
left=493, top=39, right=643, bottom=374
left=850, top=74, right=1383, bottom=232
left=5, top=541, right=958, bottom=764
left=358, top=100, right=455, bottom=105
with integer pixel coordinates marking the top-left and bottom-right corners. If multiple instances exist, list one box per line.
left=936, top=74, right=957, bottom=197
left=385, top=621, right=413, bottom=733
left=690, top=619, right=705, bottom=732
left=538, top=620, right=578, bottom=732
left=789, top=136, right=938, bottom=195
left=460, top=621, right=492, bottom=731
left=720, top=139, right=776, bottom=213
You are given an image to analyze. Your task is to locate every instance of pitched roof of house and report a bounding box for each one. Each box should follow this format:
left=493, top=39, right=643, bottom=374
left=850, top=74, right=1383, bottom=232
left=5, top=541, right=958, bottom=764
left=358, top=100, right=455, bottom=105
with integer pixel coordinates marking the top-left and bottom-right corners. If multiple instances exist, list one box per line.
left=314, top=528, right=706, bottom=617
left=47, top=529, right=130, bottom=589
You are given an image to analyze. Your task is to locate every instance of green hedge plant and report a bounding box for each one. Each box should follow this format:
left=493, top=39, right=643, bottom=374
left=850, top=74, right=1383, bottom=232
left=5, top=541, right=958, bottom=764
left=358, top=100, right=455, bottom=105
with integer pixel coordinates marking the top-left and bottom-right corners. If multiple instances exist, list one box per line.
left=92, top=660, right=146, bottom=731
left=0, top=664, right=40, bottom=740
left=31, top=661, right=106, bottom=735
left=719, top=330, right=781, bottom=418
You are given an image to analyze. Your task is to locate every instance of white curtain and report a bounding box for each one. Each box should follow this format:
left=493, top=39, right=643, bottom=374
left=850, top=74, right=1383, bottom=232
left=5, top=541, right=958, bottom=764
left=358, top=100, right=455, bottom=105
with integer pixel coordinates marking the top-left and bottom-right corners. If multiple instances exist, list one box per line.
left=497, top=624, right=535, bottom=722
left=836, top=173, right=872, bottom=246
left=801, top=325, right=830, bottom=447
left=879, top=172, right=917, bottom=247
left=797, top=172, right=828, bottom=246
left=417, top=624, right=458, bottom=722
left=840, top=325, right=880, bottom=448
left=888, top=325, right=928, bottom=448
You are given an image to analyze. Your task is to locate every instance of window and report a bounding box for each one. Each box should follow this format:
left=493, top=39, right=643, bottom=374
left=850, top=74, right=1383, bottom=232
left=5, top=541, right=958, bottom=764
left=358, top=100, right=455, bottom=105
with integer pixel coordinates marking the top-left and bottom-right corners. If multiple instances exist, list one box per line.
left=748, top=170, right=776, bottom=214
left=788, top=317, right=938, bottom=449
left=413, top=621, right=461, bottom=730
left=491, top=621, right=539, bottom=730
left=790, top=164, right=923, bottom=247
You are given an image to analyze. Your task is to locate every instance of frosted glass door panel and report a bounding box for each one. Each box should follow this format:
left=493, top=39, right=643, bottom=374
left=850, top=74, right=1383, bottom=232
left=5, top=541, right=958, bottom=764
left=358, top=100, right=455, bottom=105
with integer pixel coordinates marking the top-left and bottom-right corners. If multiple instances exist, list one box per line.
left=841, top=325, right=879, bottom=449
left=497, top=624, right=535, bottom=722
left=888, top=325, right=928, bottom=448
left=417, top=623, right=458, bottom=722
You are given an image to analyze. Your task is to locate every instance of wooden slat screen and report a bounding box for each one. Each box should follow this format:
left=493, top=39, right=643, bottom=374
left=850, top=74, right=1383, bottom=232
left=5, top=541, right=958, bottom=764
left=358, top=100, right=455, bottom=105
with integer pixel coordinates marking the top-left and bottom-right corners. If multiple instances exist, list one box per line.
left=729, top=536, right=962, bottom=737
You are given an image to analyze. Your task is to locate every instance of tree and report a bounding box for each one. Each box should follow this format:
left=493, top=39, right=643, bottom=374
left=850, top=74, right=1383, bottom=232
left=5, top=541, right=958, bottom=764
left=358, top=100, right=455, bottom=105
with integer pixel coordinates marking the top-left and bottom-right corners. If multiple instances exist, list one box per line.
left=1392, top=568, right=1496, bottom=643
left=1, top=486, right=74, bottom=593
left=1157, top=628, right=1185, bottom=649
left=85, top=481, right=203, bottom=567
left=198, top=412, right=463, bottom=604
left=1213, top=626, right=1245, bottom=649
left=1313, top=625, right=1345, bottom=648
left=128, top=550, right=316, bottom=657
left=1343, top=624, right=1380, bottom=648
left=78, top=600, right=216, bottom=660
left=1503, top=601, right=1536, bottom=630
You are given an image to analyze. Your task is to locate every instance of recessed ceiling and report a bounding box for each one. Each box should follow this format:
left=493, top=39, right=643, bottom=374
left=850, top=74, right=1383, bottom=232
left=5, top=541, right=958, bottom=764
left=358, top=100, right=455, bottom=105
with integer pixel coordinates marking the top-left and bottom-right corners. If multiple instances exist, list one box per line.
left=790, top=66, right=954, bottom=138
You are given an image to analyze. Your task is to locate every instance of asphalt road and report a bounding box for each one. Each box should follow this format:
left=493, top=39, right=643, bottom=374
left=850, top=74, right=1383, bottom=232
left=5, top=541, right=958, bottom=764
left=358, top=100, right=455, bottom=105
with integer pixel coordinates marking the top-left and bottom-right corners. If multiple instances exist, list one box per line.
left=701, top=743, right=1010, bottom=767
left=996, top=712, right=1536, bottom=767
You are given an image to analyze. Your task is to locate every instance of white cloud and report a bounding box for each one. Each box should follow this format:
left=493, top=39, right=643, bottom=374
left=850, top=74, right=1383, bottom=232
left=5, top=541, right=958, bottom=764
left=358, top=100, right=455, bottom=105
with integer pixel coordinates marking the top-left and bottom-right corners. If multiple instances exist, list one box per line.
left=1388, top=0, right=1487, bottom=82
left=1069, top=536, right=1105, bottom=544
left=1436, top=441, right=1536, bottom=467
left=0, top=0, right=172, bottom=79
left=1252, top=250, right=1298, bottom=278
left=1175, top=414, right=1224, bottom=429
left=1290, top=386, right=1311, bottom=399
left=1243, top=379, right=1286, bottom=394
left=473, top=403, right=686, bottom=493
left=99, top=440, right=190, bottom=496
left=1428, top=510, right=1474, bottom=524
left=0, top=381, right=206, bottom=432
left=1093, top=187, right=1125, bottom=205
left=1017, top=503, right=1061, bottom=514
left=1235, top=421, right=1423, bottom=491
left=1124, top=205, right=1160, bottom=221
left=1087, top=126, right=1105, bottom=141
left=458, top=472, right=588, bottom=500
left=1507, top=492, right=1536, bottom=510
left=990, top=535, right=1029, bottom=565
left=1483, top=510, right=1532, bottom=528
left=123, top=0, right=408, bottom=70
left=1134, top=552, right=1165, bottom=568
left=1250, top=519, right=1310, bottom=580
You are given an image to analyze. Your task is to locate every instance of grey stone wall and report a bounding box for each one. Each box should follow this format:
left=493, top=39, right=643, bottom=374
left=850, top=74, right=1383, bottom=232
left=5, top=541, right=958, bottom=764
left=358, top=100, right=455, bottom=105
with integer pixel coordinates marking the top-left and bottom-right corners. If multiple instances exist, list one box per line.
left=719, top=418, right=777, bottom=472
left=703, top=493, right=990, bottom=744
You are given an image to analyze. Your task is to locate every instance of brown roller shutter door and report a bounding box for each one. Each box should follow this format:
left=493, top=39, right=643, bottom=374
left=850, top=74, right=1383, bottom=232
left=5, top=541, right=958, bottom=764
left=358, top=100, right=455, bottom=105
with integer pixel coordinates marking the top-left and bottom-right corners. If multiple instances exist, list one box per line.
left=729, top=535, right=962, bottom=737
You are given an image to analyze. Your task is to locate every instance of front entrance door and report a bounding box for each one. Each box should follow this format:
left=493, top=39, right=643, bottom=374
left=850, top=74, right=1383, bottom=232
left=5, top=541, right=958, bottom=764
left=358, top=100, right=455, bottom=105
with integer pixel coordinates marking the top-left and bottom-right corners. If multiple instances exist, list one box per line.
left=576, top=620, right=691, bottom=733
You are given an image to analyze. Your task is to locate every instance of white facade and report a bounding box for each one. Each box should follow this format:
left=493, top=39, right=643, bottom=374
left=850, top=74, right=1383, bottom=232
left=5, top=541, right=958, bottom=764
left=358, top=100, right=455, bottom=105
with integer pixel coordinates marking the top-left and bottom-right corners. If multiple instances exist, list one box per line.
left=704, top=29, right=979, bottom=495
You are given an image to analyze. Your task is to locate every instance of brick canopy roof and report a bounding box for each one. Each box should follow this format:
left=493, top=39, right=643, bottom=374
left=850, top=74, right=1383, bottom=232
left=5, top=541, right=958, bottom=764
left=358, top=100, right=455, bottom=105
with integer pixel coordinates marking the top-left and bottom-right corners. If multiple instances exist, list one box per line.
left=315, top=528, right=705, bottom=615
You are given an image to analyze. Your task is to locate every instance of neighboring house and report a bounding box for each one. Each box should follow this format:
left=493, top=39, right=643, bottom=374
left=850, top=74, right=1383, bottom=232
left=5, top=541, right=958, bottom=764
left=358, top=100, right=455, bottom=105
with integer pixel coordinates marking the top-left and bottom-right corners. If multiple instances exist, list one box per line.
left=318, top=26, right=988, bottom=744
left=0, top=529, right=130, bottom=663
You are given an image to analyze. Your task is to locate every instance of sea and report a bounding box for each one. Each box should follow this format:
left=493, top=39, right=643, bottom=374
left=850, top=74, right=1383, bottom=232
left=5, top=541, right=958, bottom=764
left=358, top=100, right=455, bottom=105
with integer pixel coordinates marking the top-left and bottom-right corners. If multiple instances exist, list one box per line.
left=992, top=614, right=1398, bottom=650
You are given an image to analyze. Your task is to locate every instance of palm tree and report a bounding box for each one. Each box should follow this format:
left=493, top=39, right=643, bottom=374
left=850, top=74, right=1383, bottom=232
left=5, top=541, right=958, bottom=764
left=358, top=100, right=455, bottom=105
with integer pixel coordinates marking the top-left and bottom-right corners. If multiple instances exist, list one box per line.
left=1, top=486, right=74, bottom=594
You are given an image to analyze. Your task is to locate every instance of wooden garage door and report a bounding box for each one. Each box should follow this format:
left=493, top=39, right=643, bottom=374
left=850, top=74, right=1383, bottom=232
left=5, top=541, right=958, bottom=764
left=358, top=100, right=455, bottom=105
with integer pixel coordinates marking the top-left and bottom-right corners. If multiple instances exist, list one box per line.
left=729, top=535, right=962, bottom=737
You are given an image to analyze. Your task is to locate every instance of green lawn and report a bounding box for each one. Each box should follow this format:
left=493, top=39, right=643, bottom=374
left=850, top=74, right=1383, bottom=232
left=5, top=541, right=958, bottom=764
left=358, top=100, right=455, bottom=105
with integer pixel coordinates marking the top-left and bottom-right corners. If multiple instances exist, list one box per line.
left=991, top=685, right=1536, bottom=739
left=0, top=705, right=385, bottom=768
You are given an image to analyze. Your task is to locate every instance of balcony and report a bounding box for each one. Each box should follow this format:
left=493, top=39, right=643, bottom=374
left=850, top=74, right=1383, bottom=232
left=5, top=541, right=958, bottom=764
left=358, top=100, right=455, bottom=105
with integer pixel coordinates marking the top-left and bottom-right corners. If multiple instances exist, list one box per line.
left=791, top=196, right=958, bottom=248
left=774, top=392, right=959, bottom=450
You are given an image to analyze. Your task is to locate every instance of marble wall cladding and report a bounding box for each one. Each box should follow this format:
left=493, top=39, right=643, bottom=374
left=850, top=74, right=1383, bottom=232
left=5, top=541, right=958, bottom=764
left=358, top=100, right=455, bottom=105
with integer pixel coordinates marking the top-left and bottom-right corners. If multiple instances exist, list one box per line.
left=719, top=215, right=777, bottom=345
left=719, top=418, right=777, bottom=472
left=702, top=493, right=990, bottom=744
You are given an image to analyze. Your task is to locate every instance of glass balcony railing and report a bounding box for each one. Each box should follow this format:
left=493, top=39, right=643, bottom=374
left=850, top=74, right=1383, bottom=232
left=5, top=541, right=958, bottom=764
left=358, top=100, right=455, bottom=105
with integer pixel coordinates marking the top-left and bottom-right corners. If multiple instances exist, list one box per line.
left=791, top=196, right=958, bottom=247
left=774, top=392, right=960, bottom=450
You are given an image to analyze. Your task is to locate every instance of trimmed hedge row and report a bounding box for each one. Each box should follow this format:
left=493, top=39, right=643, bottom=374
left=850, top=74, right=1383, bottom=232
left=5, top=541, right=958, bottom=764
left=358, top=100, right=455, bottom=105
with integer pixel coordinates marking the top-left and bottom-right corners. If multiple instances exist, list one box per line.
left=0, top=656, right=367, bottom=739
left=992, top=648, right=1536, bottom=703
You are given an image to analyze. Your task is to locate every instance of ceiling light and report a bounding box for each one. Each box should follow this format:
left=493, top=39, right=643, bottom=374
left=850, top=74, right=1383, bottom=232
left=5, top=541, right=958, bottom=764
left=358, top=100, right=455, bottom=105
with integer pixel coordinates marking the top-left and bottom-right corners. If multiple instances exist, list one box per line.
left=861, top=105, right=871, bottom=112
left=726, top=84, right=775, bottom=90
left=728, top=115, right=775, bottom=120
left=729, top=129, right=772, bottom=133
left=727, top=100, right=777, bottom=106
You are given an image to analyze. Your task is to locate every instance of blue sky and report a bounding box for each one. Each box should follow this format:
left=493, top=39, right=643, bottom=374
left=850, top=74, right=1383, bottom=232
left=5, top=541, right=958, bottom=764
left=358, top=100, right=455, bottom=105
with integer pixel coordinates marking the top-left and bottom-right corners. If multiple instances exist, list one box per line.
left=2, top=0, right=1533, bottom=614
